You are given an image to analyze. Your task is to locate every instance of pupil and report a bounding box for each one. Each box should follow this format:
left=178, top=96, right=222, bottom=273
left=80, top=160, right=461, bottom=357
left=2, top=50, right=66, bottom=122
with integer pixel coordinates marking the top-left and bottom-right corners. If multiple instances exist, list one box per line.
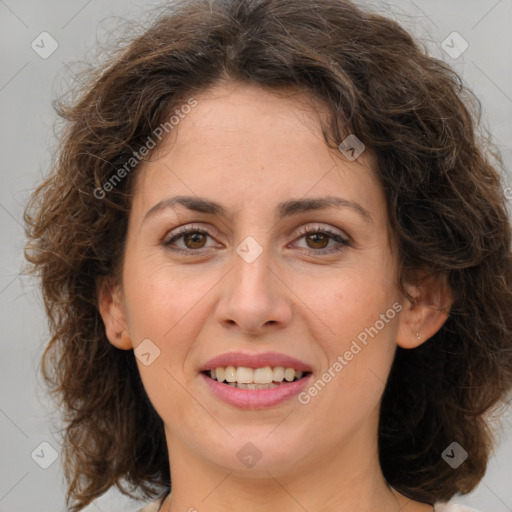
left=185, top=232, right=205, bottom=248
left=308, top=233, right=328, bottom=249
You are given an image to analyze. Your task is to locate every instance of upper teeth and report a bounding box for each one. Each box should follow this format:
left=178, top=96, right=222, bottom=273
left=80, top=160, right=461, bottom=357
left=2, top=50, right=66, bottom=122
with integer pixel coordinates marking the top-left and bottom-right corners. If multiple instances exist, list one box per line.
left=209, top=366, right=303, bottom=384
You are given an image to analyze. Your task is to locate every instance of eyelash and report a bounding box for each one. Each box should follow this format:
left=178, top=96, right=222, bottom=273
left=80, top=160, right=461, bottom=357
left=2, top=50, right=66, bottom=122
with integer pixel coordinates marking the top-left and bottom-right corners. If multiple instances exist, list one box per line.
left=162, top=224, right=350, bottom=255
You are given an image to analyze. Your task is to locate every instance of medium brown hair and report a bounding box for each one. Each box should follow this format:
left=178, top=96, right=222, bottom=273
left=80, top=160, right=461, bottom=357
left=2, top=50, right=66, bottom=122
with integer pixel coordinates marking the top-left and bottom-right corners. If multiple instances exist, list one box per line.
left=23, top=0, right=512, bottom=510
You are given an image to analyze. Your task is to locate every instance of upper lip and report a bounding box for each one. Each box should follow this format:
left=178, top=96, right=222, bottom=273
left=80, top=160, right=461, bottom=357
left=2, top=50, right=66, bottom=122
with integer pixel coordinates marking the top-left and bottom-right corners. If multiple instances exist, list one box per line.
left=199, top=351, right=313, bottom=372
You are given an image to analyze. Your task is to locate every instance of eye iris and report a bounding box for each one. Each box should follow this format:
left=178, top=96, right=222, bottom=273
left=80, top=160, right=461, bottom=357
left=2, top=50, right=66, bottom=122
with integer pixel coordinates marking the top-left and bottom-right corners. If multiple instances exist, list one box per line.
left=307, top=232, right=329, bottom=249
left=184, top=232, right=206, bottom=249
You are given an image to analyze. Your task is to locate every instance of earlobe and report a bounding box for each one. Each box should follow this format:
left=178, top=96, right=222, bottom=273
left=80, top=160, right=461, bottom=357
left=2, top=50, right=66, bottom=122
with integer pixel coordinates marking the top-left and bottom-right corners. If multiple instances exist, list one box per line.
left=396, top=273, right=453, bottom=349
left=97, top=277, right=133, bottom=350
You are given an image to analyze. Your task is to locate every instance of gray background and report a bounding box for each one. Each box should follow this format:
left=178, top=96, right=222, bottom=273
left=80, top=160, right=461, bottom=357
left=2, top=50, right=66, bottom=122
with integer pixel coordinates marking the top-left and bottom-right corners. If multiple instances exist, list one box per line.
left=1, top=1, right=511, bottom=511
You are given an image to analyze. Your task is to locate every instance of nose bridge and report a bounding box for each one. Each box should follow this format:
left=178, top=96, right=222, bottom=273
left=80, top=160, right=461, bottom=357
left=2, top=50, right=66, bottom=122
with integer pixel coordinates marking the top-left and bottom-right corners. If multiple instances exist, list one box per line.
left=232, top=235, right=275, bottom=300
left=217, top=234, right=292, bottom=333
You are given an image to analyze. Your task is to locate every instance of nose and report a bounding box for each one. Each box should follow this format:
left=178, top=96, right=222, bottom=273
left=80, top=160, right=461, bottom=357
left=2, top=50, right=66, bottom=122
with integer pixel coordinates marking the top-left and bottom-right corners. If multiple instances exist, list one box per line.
left=215, top=241, right=293, bottom=335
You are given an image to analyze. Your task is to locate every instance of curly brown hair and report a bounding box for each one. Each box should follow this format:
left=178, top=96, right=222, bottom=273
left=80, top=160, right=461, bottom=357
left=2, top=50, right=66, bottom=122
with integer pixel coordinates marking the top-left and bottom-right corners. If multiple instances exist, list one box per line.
left=23, top=0, right=512, bottom=510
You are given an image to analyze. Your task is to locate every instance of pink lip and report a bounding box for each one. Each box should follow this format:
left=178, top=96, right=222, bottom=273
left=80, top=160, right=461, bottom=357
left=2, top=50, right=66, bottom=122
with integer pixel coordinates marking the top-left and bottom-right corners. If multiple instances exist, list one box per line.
left=199, top=351, right=313, bottom=372
left=201, top=373, right=313, bottom=409
left=199, top=351, right=313, bottom=409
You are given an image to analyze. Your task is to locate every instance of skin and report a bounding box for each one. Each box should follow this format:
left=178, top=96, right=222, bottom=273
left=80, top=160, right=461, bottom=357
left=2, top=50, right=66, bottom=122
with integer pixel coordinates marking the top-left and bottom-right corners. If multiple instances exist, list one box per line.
left=99, top=80, right=451, bottom=512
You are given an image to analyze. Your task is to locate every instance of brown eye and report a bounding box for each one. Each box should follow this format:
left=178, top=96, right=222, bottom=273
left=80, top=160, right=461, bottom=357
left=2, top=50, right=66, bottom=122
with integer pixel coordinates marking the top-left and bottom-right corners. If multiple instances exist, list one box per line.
left=305, top=232, right=330, bottom=250
left=292, top=226, right=350, bottom=255
left=182, top=231, right=207, bottom=249
left=163, top=227, right=217, bottom=253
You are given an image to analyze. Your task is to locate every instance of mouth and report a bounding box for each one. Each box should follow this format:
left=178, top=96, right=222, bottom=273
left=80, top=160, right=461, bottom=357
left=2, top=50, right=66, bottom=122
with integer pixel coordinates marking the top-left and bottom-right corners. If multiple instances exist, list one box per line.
left=199, top=352, right=314, bottom=408
left=201, top=366, right=312, bottom=390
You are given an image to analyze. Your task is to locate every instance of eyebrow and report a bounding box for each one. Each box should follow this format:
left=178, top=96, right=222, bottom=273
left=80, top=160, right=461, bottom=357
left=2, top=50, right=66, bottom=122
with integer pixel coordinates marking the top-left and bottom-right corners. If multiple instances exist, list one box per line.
left=143, top=195, right=372, bottom=224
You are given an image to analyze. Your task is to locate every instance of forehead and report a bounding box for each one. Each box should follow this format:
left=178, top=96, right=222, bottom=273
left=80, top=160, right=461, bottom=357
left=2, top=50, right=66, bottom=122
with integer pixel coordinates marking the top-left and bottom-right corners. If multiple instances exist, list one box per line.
left=130, top=81, right=384, bottom=224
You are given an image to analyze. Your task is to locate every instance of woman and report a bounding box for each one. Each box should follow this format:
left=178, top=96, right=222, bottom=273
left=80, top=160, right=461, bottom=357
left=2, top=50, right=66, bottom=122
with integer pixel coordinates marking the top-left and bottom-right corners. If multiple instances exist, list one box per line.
left=23, top=0, right=512, bottom=511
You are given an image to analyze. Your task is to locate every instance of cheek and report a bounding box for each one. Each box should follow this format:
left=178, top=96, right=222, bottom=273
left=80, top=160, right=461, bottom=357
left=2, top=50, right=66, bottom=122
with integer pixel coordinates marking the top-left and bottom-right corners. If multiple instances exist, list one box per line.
left=309, top=269, right=399, bottom=341
left=122, top=256, right=210, bottom=339
left=305, top=272, right=399, bottom=394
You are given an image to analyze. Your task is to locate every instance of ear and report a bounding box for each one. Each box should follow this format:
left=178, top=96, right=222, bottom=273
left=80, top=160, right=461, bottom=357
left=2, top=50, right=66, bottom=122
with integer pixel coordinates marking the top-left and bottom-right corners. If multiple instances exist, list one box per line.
left=396, top=272, right=453, bottom=349
left=97, top=276, right=133, bottom=350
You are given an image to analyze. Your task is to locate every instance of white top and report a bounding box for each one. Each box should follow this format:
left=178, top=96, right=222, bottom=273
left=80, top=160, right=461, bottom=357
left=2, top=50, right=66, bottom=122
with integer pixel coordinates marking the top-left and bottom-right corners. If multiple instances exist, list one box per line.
left=136, top=498, right=162, bottom=512
left=136, top=498, right=480, bottom=512
left=435, top=506, right=480, bottom=512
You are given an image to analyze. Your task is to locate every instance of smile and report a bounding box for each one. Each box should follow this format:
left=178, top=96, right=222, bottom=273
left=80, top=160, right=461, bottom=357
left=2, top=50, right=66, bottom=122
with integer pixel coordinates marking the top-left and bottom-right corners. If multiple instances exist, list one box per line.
left=203, top=365, right=310, bottom=389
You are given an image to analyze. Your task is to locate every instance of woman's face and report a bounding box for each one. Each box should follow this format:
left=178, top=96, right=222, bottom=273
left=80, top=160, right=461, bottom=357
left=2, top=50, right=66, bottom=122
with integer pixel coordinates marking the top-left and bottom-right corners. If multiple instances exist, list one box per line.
left=102, top=81, right=417, bottom=479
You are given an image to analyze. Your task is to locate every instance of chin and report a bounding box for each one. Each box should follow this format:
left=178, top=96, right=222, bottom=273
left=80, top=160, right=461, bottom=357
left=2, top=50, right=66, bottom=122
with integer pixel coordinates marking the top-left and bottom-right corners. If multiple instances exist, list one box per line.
left=203, top=436, right=309, bottom=475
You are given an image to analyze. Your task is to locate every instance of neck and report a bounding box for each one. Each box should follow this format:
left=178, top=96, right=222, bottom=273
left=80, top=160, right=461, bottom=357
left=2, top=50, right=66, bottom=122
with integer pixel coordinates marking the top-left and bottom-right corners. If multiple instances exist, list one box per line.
left=159, top=422, right=433, bottom=512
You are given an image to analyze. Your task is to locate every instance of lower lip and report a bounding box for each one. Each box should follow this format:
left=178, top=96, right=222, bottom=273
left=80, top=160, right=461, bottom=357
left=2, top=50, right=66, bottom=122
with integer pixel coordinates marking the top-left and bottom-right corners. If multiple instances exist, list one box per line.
left=201, top=372, right=313, bottom=409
